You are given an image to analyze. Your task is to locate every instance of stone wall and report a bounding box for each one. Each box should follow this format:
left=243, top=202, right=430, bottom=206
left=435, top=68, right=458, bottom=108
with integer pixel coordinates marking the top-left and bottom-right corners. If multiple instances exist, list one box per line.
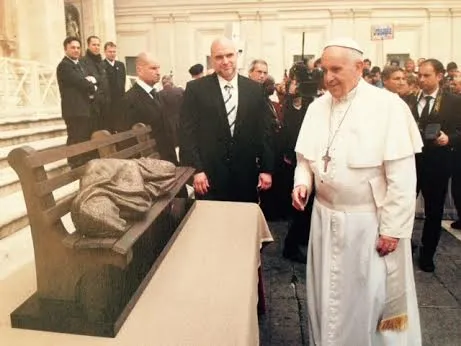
left=114, top=0, right=461, bottom=86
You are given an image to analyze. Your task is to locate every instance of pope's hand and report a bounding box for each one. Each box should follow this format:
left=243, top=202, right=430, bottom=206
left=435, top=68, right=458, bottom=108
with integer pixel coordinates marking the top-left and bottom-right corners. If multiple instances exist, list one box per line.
left=193, top=172, right=209, bottom=195
left=258, top=173, right=272, bottom=191
left=376, top=235, right=399, bottom=257
left=292, top=185, right=308, bottom=211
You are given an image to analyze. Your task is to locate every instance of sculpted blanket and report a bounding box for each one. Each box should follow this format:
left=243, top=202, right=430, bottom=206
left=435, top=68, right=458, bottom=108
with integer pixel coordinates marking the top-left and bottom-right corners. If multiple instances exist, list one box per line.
left=71, top=158, right=176, bottom=237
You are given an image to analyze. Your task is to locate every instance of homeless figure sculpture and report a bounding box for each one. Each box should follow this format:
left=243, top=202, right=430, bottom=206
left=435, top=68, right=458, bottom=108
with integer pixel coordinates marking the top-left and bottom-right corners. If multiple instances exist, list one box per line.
left=71, top=158, right=176, bottom=237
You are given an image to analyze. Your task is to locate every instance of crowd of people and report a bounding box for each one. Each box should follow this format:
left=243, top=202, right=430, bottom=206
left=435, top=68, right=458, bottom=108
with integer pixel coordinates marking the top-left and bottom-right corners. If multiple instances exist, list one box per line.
left=56, top=33, right=461, bottom=345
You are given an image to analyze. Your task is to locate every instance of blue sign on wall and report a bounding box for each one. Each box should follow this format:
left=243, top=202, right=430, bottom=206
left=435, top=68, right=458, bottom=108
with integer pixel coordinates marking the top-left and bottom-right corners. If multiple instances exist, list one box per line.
left=371, top=25, right=394, bottom=40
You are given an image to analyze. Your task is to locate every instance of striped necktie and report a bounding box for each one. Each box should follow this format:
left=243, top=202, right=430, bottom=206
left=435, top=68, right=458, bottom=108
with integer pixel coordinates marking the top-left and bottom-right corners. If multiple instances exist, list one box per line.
left=224, top=84, right=237, bottom=136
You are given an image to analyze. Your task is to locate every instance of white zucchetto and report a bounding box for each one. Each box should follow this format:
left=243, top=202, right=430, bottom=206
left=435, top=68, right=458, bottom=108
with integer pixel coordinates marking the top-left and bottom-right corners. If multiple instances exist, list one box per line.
left=323, top=37, right=364, bottom=54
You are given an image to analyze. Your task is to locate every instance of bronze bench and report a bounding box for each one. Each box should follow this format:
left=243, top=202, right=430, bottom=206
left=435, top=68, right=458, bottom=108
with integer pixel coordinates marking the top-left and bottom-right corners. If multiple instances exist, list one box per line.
left=8, top=123, right=195, bottom=337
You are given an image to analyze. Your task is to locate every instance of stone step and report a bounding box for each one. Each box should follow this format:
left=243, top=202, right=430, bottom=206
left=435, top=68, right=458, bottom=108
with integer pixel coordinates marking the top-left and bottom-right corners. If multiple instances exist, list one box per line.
left=0, top=214, right=75, bottom=280
left=0, top=124, right=67, bottom=148
left=0, top=112, right=63, bottom=131
left=0, top=135, right=67, bottom=169
left=0, top=226, right=34, bottom=280
left=0, top=180, right=79, bottom=240
left=0, top=159, right=69, bottom=197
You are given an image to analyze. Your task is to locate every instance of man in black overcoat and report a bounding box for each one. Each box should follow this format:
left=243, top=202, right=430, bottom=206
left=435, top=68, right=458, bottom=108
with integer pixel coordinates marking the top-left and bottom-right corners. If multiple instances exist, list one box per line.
left=411, top=59, right=461, bottom=272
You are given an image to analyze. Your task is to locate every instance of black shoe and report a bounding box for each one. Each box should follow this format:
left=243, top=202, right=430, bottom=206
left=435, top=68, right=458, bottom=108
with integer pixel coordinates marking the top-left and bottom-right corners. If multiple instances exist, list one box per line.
left=451, top=220, right=461, bottom=230
left=283, top=247, right=307, bottom=264
left=418, top=257, right=435, bottom=272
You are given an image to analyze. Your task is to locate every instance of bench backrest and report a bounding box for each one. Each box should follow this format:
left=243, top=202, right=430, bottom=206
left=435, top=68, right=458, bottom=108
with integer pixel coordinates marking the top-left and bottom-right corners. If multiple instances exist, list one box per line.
left=8, top=123, right=156, bottom=234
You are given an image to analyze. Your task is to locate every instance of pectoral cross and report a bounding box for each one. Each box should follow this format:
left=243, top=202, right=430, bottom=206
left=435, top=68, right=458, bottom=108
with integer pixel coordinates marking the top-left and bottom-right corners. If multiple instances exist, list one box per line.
left=322, top=150, right=331, bottom=173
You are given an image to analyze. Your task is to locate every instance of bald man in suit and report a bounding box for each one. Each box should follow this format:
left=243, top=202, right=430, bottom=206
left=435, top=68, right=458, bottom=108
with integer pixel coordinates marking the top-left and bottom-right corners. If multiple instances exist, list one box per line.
left=179, top=38, right=274, bottom=202
left=117, top=53, right=177, bottom=164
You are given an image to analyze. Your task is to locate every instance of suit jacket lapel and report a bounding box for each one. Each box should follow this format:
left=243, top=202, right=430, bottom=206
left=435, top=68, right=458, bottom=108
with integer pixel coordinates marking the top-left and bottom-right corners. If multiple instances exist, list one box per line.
left=64, top=57, right=86, bottom=76
left=428, top=89, right=442, bottom=119
left=210, top=74, right=226, bottom=115
left=209, top=75, right=232, bottom=138
left=134, top=83, right=160, bottom=111
left=234, top=75, right=248, bottom=138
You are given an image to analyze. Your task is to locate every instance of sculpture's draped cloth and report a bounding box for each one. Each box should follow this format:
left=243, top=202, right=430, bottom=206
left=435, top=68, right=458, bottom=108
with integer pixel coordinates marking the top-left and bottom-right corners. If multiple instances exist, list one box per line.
left=71, top=158, right=176, bottom=237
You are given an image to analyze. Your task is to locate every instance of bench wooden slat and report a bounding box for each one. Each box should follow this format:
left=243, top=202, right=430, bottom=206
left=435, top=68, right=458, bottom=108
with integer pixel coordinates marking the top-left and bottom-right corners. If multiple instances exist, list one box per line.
left=112, top=166, right=194, bottom=255
left=62, top=231, right=118, bottom=251
left=26, top=126, right=152, bottom=168
left=34, top=166, right=84, bottom=197
left=34, top=139, right=156, bottom=197
left=104, top=139, right=157, bottom=161
left=61, top=232, right=82, bottom=248
left=44, top=191, right=78, bottom=225
left=72, top=237, right=119, bottom=249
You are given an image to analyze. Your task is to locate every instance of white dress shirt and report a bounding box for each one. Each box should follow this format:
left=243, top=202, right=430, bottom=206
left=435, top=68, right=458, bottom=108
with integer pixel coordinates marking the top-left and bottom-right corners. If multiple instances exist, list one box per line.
left=136, top=78, right=155, bottom=99
left=217, top=73, right=239, bottom=135
left=217, top=73, right=239, bottom=108
left=417, top=88, right=438, bottom=117
left=105, top=59, right=115, bottom=67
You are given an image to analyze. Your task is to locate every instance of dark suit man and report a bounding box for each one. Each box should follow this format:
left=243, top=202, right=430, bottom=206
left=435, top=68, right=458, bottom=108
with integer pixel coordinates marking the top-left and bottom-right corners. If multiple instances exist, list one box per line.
left=179, top=37, right=274, bottom=202
left=413, top=59, right=461, bottom=272
left=158, top=75, right=184, bottom=148
left=81, top=35, right=110, bottom=132
left=103, top=41, right=126, bottom=132
left=451, top=77, right=461, bottom=229
left=117, top=53, right=177, bottom=165
left=56, top=36, right=97, bottom=168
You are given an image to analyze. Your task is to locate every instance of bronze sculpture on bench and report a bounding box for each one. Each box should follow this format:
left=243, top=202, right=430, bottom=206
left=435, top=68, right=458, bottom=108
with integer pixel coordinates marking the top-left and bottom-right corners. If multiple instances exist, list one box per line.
left=7, top=123, right=195, bottom=337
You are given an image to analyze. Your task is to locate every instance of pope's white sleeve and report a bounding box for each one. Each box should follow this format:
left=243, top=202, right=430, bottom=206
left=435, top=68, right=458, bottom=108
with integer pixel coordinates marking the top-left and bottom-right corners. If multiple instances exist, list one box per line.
left=379, top=155, right=417, bottom=239
left=294, top=153, right=314, bottom=195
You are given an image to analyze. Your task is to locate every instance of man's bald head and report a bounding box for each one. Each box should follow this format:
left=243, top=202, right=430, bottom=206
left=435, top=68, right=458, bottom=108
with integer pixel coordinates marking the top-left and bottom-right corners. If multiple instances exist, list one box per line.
left=210, top=37, right=236, bottom=55
left=210, top=37, right=237, bottom=81
left=136, top=52, right=161, bottom=86
left=321, top=46, right=364, bottom=99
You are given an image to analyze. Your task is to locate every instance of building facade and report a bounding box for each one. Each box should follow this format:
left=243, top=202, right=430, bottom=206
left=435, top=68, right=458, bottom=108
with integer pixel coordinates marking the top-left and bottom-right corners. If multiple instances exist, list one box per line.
left=0, top=0, right=460, bottom=86
left=114, top=0, right=461, bottom=86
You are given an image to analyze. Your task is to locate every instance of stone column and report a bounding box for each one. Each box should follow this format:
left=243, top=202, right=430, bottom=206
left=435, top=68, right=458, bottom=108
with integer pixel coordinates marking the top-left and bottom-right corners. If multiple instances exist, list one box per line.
left=427, top=8, right=451, bottom=62
left=152, top=14, right=174, bottom=82
left=15, top=0, right=66, bottom=65
left=329, top=9, right=354, bottom=38
left=352, top=10, right=376, bottom=64
left=259, top=11, right=281, bottom=80
left=79, top=0, right=116, bottom=44
left=171, top=13, right=190, bottom=87
left=238, top=11, right=260, bottom=74
left=451, top=8, right=461, bottom=63
left=0, top=0, right=17, bottom=58
left=94, top=0, right=117, bottom=42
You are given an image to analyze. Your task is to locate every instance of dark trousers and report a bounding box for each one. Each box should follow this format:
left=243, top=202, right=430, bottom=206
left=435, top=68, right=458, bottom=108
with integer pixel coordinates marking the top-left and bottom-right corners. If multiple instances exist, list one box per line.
left=420, top=148, right=452, bottom=262
left=90, top=101, right=104, bottom=133
left=284, top=192, right=314, bottom=251
left=102, top=100, right=121, bottom=133
left=260, top=161, right=286, bottom=221
left=64, top=117, right=95, bottom=168
left=415, top=153, right=423, bottom=196
left=451, top=150, right=461, bottom=219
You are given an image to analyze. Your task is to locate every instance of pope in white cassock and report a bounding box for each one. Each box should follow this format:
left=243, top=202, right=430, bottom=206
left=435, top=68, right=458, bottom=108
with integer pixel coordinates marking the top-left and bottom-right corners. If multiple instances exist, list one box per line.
left=292, top=38, right=423, bottom=345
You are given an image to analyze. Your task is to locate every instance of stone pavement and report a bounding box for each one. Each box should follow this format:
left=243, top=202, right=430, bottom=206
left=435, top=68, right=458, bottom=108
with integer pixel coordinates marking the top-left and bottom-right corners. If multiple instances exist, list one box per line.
left=259, top=220, right=461, bottom=346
